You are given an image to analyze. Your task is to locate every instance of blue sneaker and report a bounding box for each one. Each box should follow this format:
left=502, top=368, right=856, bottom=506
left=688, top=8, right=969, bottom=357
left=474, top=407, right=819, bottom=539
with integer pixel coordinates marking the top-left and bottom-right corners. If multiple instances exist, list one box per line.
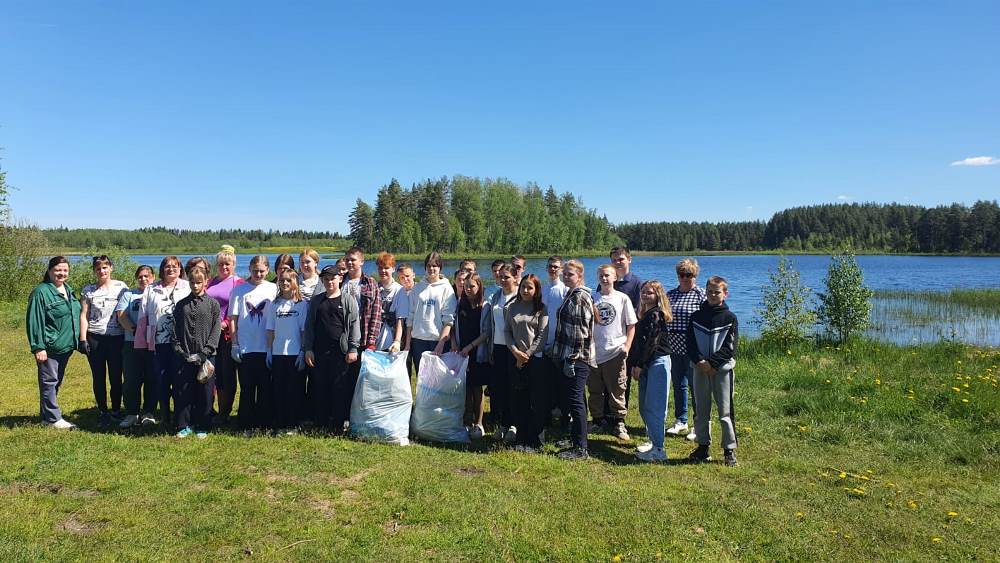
left=196, top=431, right=209, bottom=439
left=176, top=427, right=193, bottom=438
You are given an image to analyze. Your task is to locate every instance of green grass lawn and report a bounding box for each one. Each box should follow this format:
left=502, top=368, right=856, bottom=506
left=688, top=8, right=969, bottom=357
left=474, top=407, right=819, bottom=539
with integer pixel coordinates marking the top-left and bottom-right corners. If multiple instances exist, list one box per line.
left=1, top=301, right=998, bottom=561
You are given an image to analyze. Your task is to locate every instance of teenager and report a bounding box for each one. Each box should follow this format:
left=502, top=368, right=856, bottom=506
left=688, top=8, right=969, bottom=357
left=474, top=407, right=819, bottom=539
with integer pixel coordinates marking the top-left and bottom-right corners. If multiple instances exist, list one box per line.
left=504, top=274, right=549, bottom=452
left=26, top=257, right=82, bottom=429
left=588, top=264, right=637, bottom=441
left=542, top=255, right=568, bottom=429
left=116, top=265, right=156, bottom=428
left=406, top=251, right=456, bottom=370
left=479, top=264, right=519, bottom=441
left=552, top=259, right=596, bottom=461
left=375, top=252, right=408, bottom=353
left=455, top=272, right=487, bottom=439
left=629, top=281, right=674, bottom=462
left=229, top=255, right=277, bottom=432
left=140, top=256, right=190, bottom=425
left=298, top=248, right=322, bottom=299
left=342, top=247, right=382, bottom=352
left=273, top=254, right=296, bottom=280
left=304, top=263, right=361, bottom=433
left=80, top=255, right=129, bottom=424
left=510, top=255, right=527, bottom=280
left=266, top=270, right=309, bottom=433
left=171, top=264, right=221, bottom=439
left=396, top=263, right=417, bottom=376
left=206, top=245, right=243, bottom=424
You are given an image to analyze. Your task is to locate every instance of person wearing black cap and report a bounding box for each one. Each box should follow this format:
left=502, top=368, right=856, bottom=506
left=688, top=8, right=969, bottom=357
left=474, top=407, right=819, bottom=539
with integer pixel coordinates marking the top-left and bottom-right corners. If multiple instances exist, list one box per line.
left=303, top=262, right=361, bottom=433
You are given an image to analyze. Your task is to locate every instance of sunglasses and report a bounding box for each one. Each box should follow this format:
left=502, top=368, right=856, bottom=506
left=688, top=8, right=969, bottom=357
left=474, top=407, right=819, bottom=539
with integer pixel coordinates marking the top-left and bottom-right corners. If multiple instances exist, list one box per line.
left=678, top=272, right=696, bottom=279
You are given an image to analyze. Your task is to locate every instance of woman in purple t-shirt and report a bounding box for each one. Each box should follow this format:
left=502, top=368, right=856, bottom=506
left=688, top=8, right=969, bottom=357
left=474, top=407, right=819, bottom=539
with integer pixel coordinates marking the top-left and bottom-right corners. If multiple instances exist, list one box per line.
left=206, top=245, right=243, bottom=423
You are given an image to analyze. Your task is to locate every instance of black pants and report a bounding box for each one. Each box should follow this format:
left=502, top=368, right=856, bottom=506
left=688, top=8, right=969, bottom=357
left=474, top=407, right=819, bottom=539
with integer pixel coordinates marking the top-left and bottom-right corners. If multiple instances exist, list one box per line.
left=509, top=355, right=549, bottom=447
left=272, top=355, right=306, bottom=429
left=214, top=335, right=238, bottom=417
left=174, top=358, right=214, bottom=432
left=86, top=333, right=124, bottom=413
left=122, top=341, right=156, bottom=415
left=558, top=359, right=590, bottom=451
left=238, top=352, right=273, bottom=430
left=310, top=349, right=351, bottom=432
left=489, top=344, right=514, bottom=429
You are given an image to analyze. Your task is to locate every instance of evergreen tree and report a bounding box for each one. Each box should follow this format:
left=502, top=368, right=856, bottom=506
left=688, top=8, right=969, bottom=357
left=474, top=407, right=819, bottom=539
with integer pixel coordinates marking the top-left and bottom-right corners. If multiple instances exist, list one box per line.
left=348, top=199, right=375, bottom=251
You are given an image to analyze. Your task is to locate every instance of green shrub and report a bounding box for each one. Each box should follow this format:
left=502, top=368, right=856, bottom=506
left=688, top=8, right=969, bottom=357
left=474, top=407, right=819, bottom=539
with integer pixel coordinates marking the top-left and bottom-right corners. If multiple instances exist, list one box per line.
left=756, top=255, right=816, bottom=346
left=817, top=252, right=874, bottom=342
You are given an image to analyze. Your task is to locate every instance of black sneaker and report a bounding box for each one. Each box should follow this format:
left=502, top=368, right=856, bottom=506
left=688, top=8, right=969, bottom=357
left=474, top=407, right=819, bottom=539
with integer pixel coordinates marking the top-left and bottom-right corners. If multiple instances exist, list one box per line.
left=723, top=449, right=737, bottom=467
left=557, top=447, right=590, bottom=461
left=688, top=445, right=712, bottom=463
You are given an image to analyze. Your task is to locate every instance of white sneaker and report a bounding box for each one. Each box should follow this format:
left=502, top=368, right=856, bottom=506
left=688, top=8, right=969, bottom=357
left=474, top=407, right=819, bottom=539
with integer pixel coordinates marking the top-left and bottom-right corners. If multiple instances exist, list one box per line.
left=612, top=421, right=630, bottom=441
left=666, top=420, right=689, bottom=436
left=685, top=430, right=698, bottom=442
left=140, top=412, right=157, bottom=425
left=119, top=415, right=139, bottom=428
left=635, top=441, right=654, bottom=454
left=636, top=447, right=667, bottom=462
left=50, top=418, right=76, bottom=430
left=469, top=424, right=485, bottom=440
left=503, top=426, right=517, bottom=443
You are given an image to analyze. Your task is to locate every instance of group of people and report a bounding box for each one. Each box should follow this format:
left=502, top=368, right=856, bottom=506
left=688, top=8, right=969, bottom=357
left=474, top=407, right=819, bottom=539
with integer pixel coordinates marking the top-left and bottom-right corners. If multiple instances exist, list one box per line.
left=26, top=246, right=739, bottom=464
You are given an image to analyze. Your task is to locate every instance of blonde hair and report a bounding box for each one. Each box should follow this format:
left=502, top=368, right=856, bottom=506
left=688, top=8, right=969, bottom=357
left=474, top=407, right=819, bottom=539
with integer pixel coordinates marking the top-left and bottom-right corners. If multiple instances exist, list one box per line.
left=638, top=280, right=673, bottom=322
left=300, top=248, right=320, bottom=264
left=278, top=270, right=303, bottom=302
left=565, top=259, right=584, bottom=275
left=676, top=258, right=700, bottom=277
left=598, top=263, right=617, bottom=275
left=216, top=246, right=236, bottom=267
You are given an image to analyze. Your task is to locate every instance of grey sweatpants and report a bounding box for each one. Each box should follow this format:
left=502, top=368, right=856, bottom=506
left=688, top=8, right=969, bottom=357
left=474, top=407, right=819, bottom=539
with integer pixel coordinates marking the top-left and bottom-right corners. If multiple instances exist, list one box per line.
left=692, top=366, right=737, bottom=450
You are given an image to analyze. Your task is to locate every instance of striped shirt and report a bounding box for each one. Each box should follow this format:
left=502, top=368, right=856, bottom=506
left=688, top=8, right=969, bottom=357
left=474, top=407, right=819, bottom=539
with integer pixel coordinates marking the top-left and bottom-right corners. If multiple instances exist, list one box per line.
left=666, top=285, right=706, bottom=355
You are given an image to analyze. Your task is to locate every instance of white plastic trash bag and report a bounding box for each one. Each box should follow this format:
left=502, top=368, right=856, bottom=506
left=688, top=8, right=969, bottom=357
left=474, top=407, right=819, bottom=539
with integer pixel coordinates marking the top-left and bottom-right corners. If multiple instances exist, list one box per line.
left=350, top=350, right=413, bottom=445
left=410, top=351, right=470, bottom=443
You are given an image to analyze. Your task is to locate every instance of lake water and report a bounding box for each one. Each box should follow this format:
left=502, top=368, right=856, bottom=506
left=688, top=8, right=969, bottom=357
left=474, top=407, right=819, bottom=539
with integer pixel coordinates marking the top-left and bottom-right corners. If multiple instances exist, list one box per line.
left=126, top=254, right=1000, bottom=346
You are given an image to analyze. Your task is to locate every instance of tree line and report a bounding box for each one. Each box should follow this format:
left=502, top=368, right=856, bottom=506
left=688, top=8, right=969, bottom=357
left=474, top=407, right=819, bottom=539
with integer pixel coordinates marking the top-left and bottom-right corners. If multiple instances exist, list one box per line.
left=42, top=227, right=346, bottom=252
left=617, top=201, right=1000, bottom=254
left=348, top=176, right=621, bottom=254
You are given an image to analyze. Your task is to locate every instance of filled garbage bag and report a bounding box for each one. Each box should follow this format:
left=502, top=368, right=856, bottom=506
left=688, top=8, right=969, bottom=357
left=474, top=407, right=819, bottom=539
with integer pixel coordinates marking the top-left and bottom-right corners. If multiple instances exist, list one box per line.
left=410, top=351, right=470, bottom=443
left=350, top=350, right=413, bottom=445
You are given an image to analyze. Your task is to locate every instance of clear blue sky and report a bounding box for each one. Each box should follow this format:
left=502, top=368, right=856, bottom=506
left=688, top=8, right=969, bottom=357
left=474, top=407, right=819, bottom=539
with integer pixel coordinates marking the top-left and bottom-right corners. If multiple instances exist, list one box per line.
left=2, top=1, right=998, bottom=233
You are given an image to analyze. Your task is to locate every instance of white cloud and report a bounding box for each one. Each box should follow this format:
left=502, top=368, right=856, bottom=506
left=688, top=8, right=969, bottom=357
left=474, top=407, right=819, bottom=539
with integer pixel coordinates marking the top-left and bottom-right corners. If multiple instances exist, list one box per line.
left=836, top=195, right=852, bottom=201
left=950, top=156, right=999, bottom=167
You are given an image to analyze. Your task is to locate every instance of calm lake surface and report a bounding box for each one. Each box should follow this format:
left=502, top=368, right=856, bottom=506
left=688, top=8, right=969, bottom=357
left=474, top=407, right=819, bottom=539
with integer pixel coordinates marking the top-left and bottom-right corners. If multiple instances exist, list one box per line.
left=128, top=254, right=1000, bottom=346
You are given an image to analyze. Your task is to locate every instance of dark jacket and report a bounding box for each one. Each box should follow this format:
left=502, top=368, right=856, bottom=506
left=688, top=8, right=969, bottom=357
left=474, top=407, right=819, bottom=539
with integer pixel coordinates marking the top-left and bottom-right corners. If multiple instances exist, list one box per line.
left=303, top=291, right=361, bottom=355
left=685, top=301, right=738, bottom=371
left=26, top=282, right=81, bottom=355
left=627, top=307, right=672, bottom=372
left=172, top=292, right=221, bottom=363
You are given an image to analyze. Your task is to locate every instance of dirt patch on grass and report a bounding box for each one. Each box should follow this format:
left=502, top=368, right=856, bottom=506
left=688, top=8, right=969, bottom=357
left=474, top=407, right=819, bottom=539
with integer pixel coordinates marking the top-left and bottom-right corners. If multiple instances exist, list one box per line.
left=320, top=467, right=374, bottom=487
left=309, top=496, right=336, bottom=519
left=340, top=489, right=361, bottom=500
left=382, top=520, right=413, bottom=535
left=56, top=514, right=106, bottom=535
left=2, top=481, right=99, bottom=498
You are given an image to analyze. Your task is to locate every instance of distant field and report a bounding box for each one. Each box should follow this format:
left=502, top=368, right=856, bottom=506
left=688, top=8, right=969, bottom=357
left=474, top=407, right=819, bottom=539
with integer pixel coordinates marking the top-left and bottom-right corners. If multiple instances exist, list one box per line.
left=1, top=300, right=997, bottom=560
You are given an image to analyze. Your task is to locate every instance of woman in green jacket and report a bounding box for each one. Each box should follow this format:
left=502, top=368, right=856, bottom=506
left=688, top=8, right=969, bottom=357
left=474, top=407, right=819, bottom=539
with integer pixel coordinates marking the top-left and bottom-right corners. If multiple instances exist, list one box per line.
left=26, top=256, right=82, bottom=429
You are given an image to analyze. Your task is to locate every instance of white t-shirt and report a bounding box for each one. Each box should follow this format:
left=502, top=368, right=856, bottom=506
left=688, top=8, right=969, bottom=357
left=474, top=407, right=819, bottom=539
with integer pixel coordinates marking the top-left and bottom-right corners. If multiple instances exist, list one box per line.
left=229, top=281, right=278, bottom=354
left=592, top=289, right=638, bottom=365
left=376, top=281, right=409, bottom=350
left=82, top=280, right=129, bottom=336
left=266, top=297, right=309, bottom=356
left=491, top=291, right=517, bottom=346
left=299, top=274, right=321, bottom=300
left=344, top=277, right=362, bottom=300
left=141, top=279, right=191, bottom=345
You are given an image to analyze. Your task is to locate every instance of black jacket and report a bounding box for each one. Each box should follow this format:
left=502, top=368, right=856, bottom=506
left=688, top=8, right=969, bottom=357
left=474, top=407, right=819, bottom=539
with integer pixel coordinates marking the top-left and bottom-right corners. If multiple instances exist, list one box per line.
left=627, top=307, right=672, bottom=371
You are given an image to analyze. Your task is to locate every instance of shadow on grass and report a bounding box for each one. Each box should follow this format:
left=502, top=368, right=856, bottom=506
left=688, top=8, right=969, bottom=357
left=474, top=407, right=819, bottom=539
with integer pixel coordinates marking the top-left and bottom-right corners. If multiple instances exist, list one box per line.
left=0, top=415, right=41, bottom=429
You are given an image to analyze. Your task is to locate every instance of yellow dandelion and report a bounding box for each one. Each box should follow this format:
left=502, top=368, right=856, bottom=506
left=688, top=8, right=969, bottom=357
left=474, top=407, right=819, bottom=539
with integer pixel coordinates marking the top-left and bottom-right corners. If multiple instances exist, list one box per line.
left=795, top=512, right=804, bottom=518
left=839, top=472, right=848, bottom=479
left=932, top=537, right=941, bottom=544
left=860, top=475, right=871, bottom=481
left=825, top=379, right=831, bottom=384
left=875, top=378, right=881, bottom=385
left=952, top=387, right=961, bottom=392
left=908, top=500, right=918, bottom=509
left=947, top=511, right=958, bottom=518
left=612, top=555, right=623, bottom=562
left=799, top=426, right=809, bottom=433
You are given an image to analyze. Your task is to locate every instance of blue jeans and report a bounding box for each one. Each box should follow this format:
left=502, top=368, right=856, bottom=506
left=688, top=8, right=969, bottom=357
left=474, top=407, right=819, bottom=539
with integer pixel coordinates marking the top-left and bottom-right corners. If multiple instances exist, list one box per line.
left=639, top=355, right=671, bottom=449
left=670, top=353, right=693, bottom=424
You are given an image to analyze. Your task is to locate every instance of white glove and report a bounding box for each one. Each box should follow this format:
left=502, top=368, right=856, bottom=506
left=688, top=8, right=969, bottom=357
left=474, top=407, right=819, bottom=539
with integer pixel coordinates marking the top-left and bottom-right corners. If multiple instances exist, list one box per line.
left=388, top=341, right=401, bottom=353
left=231, top=346, right=242, bottom=363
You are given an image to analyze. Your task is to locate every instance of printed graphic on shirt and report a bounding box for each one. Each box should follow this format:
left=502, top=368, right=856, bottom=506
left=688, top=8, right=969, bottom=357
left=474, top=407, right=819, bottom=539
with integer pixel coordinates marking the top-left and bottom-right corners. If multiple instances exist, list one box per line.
left=596, top=301, right=618, bottom=327
left=247, top=300, right=268, bottom=322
